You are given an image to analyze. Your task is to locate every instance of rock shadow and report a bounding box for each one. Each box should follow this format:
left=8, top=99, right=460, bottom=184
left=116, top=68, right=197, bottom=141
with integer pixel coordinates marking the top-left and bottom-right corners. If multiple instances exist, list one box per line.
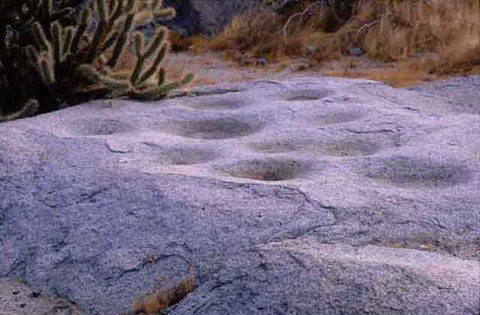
left=164, top=118, right=264, bottom=140
left=221, top=158, right=312, bottom=181
left=363, top=156, right=471, bottom=189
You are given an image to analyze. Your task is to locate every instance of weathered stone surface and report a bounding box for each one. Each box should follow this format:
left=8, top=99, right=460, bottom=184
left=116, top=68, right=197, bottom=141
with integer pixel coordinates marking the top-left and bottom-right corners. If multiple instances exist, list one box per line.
left=1, top=76, right=479, bottom=314
left=0, top=280, right=81, bottom=315
left=172, top=238, right=479, bottom=315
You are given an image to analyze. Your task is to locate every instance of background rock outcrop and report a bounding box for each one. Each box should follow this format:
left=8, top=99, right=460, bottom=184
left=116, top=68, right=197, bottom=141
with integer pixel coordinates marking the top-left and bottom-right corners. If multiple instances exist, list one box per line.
left=161, top=0, right=260, bottom=36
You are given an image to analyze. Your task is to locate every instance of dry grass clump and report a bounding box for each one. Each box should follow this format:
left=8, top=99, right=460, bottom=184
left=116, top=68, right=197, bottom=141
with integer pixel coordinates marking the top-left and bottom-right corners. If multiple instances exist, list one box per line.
left=132, top=266, right=195, bottom=315
left=192, top=0, right=480, bottom=76
left=195, top=3, right=331, bottom=63
left=351, top=0, right=480, bottom=71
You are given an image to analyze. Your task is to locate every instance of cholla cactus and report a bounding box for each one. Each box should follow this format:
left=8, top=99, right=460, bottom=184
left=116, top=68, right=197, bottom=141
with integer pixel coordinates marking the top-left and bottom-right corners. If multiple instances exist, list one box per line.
left=0, top=0, right=193, bottom=121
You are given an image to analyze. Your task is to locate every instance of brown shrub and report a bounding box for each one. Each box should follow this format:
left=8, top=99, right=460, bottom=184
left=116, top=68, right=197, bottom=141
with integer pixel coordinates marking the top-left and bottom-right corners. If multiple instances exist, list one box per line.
left=132, top=266, right=195, bottom=315
left=194, top=0, right=480, bottom=75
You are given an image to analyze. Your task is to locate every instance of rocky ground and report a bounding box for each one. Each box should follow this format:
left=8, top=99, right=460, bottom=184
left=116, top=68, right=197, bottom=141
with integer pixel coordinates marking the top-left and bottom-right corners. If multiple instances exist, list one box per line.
left=0, top=60, right=479, bottom=314
left=0, top=280, right=81, bottom=315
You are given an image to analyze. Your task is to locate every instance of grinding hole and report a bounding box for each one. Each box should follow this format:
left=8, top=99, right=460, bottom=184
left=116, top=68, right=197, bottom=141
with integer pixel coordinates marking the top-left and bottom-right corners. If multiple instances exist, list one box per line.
left=222, top=158, right=311, bottom=181
left=284, top=88, right=333, bottom=101
left=363, top=156, right=471, bottom=188
left=185, top=96, right=249, bottom=110
left=314, top=111, right=363, bottom=125
left=68, top=119, right=132, bottom=136
left=165, top=118, right=263, bottom=140
left=144, top=143, right=218, bottom=165
left=249, top=138, right=382, bottom=157
left=248, top=139, right=309, bottom=154
left=314, top=139, right=381, bottom=157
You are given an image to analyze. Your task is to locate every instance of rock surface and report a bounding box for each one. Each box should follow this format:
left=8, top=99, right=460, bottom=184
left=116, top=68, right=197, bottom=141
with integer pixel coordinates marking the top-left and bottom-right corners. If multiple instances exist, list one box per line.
left=0, top=280, right=81, bottom=315
left=1, top=75, right=479, bottom=314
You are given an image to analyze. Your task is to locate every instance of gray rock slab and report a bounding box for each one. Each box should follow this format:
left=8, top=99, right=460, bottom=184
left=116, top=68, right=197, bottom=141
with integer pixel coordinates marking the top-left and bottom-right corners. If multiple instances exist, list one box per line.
left=1, top=76, right=479, bottom=314
left=407, top=75, right=480, bottom=115
left=0, top=279, right=82, bottom=315
left=171, top=237, right=479, bottom=315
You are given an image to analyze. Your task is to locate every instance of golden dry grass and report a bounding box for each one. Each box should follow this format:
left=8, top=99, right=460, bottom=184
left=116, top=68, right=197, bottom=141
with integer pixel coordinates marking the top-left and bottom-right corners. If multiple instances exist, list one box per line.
left=132, top=266, right=195, bottom=315
left=350, top=0, right=480, bottom=69
left=186, top=0, right=480, bottom=83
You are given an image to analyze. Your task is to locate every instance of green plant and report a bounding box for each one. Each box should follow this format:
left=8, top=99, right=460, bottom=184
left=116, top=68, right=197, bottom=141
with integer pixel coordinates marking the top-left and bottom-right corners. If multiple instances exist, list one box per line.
left=0, top=0, right=193, bottom=122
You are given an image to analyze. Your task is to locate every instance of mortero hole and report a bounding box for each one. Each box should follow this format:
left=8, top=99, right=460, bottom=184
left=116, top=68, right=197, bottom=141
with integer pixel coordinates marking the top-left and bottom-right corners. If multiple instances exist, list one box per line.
left=363, top=156, right=471, bottom=188
left=314, top=111, right=363, bottom=126
left=185, top=96, right=250, bottom=110
left=144, top=143, right=218, bottom=165
left=166, top=118, right=263, bottom=140
left=284, top=88, right=333, bottom=101
left=315, top=139, right=381, bottom=157
left=222, top=158, right=311, bottom=181
left=248, top=139, right=309, bottom=154
left=249, top=138, right=383, bottom=157
left=69, top=119, right=132, bottom=136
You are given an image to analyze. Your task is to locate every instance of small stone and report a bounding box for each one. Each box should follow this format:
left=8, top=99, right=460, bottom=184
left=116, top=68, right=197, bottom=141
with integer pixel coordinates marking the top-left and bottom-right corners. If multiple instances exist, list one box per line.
left=28, top=291, right=41, bottom=298
left=255, top=58, right=267, bottom=67
left=349, top=47, right=365, bottom=56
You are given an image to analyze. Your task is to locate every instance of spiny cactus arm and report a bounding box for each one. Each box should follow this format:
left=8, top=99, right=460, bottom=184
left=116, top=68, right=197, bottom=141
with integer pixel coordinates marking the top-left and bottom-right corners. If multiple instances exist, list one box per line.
left=157, top=67, right=166, bottom=86
left=108, top=0, right=118, bottom=13
left=29, top=0, right=42, bottom=13
left=134, top=32, right=145, bottom=59
left=42, top=0, right=53, bottom=20
left=132, top=11, right=153, bottom=28
left=130, top=28, right=167, bottom=86
left=51, top=22, right=63, bottom=64
left=138, top=44, right=168, bottom=85
left=75, top=64, right=102, bottom=84
left=109, top=70, right=131, bottom=80
left=125, top=0, right=136, bottom=14
left=26, top=45, right=40, bottom=65
left=137, top=0, right=176, bottom=22
left=75, top=64, right=130, bottom=92
left=110, top=0, right=125, bottom=21
left=63, top=26, right=75, bottom=58
left=105, top=0, right=124, bottom=35
left=71, top=8, right=92, bottom=53
left=132, top=6, right=175, bottom=28
left=105, top=32, right=128, bottom=68
left=32, top=22, right=52, bottom=53
left=143, top=27, right=167, bottom=60
left=130, top=59, right=145, bottom=87
left=101, top=31, right=121, bottom=53
left=86, top=0, right=109, bottom=63
left=151, top=0, right=162, bottom=8
left=52, top=7, right=73, bottom=21
left=37, top=55, right=56, bottom=85
left=153, top=7, right=176, bottom=20
left=96, top=0, right=108, bottom=23
left=0, top=99, right=39, bottom=122
left=129, top=73, right=193, bottom=101
left=106, top=12, right=135, bottom=67
left=71, top=86, right=113, bottom=102
left=130, top=32, right=147, bottom=85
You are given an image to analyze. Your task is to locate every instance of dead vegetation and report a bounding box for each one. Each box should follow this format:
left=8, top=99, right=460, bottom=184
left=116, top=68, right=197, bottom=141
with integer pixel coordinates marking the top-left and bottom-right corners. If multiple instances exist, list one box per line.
left=132, top=266, right=195, bottom=315
left=177, top=0, right=480, bottom=87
